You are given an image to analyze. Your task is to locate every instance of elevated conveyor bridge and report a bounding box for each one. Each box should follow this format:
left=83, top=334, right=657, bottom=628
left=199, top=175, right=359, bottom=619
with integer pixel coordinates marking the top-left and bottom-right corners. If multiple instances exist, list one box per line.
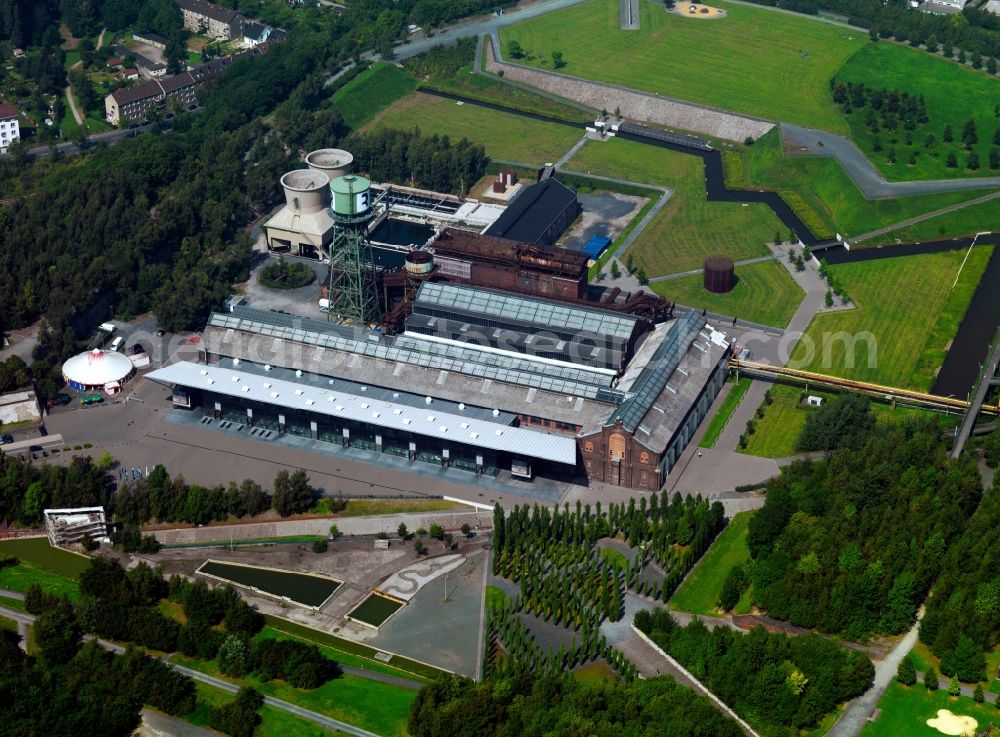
left=729, top=359, right=999, bottom=417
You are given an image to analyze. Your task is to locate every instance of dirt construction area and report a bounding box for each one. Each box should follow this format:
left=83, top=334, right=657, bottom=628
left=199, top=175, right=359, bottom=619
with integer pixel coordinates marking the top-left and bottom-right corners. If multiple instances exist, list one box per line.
left=144, top=536, right=489, bottom=676
left=561, top=192, right=647, bottom=251
left=674, top=3, right=727, bottom=18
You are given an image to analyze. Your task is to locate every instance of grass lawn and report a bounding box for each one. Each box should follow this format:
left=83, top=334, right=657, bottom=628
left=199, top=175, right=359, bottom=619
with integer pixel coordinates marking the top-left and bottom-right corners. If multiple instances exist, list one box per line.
left=173, top=654, right=416, bottom=737
left=599, top=546, right=628, bottom=570
left=834, top=42, right=1000, bottom=181
left=0, top=564, right=81, bottom=601
left=670, top=511, right=754, bottom=616
left=185, top=682, right=346, bottom=737
left=790, top=247, right=991, bottom=389
left=311, top=497, right=464, bottom=517
left=859, top=682, right=1000, bottom=737
left=740, top=385, right=962, bottom=458
left=253, top=627, right=428, bottom=682
left=727, top=131, right=994, bottom=242
left=367, top=92, right=581, bottom=164
left=652, top=259, right=803, bottom=328
left=572, top=659, right=619, bottom=683
left=263, top=615, right=444, bottom=680
left=85, top=116, right=111, bottom=133
left=0, top=614, right=17, bottom=632
left=500, top=0, right=865, bottom=131
left=739, top=385, right=810, bottom=458
left=485, top=585, right=508, bottom=610
left=331, top=62, right=417, bottom=130
left=0, top=595, right=26, bottom=611
left=564, top=138, right=782, bottom=274
left=0, top=538, right=90, bottom=577
left=700, top=377, right=752, bottom=448
left=868, top=199, right=1000, bottom=246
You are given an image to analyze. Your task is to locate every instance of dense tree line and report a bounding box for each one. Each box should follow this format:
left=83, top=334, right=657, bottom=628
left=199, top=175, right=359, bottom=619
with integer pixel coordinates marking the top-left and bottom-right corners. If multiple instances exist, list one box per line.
left=744, top=420, right=981, bottom=640
left=797, top=394, right=876, bottom=453
left=920, top=483, right=1000, bottom=682
left=409, top=672, right=743, bottom=737
left=635, top=608, right=874, bottom=737
left=348, top=128, right=489, bottom=196
left=740, top=0, right=1000, bottom=59
left=0, top=452, right=110, bottom=526
left=2, top=587, right=197, bottom=737
left=114, top=464, right=317, bottom=531
left=405, top=37, right=477, bottom=80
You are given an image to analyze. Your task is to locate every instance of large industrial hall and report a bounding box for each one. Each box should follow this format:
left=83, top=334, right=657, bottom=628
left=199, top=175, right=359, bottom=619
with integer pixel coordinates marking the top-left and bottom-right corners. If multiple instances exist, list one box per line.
left=147, top=148, right=733, bottom=491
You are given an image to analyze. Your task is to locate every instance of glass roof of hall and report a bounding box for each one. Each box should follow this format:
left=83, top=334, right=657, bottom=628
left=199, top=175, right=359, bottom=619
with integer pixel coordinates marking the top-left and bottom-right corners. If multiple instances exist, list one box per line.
left=613, top=311, right=703, bottom=431
left=414, top=283, right=640, bottom=340
left=208, top=308, right=622, bottom=402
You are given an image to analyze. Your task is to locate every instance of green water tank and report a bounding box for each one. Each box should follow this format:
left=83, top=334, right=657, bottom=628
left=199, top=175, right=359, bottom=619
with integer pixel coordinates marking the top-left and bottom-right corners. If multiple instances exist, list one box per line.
left=331, top=174, right=372, bottom=217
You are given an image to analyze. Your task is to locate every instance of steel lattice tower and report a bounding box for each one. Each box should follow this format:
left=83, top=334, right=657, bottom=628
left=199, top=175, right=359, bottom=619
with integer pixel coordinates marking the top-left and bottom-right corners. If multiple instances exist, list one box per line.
left=327, top=175, right=381, bottom=325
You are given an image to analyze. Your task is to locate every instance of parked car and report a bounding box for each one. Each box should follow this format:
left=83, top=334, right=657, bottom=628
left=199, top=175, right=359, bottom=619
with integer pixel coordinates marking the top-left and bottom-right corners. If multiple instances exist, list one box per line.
left=55, top=393, right=72, bottom=405
left=156, top=329, right=166, bottom=337
left=81, top=394, right=104, bottom=405
left=1, top=434, right=12, bottom=444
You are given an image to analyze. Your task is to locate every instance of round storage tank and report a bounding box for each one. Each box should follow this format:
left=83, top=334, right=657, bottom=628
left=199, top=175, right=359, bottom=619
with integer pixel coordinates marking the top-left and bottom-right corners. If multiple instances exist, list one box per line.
left=281, top=169, right=331, bottom=213
left=404, top=250, right=434, bottom=275
left=305, top=148, right=354, bottom=180
left=331, top=174, right=372, bottom=218
left=704, top=257, right=735, bottom=294
left=62, top=349, right=136, bottom=392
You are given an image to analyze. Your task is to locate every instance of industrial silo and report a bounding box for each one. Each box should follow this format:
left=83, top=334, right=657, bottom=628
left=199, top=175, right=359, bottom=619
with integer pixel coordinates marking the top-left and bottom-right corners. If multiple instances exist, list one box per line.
left=704, top=257, right=736, bottom=294
left=305, top=148, right=354, bottom=180
left=280, top=169, right=331, bottom=212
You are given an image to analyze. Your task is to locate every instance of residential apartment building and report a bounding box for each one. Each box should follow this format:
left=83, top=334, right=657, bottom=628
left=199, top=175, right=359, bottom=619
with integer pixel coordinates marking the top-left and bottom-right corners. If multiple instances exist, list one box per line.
left=105, top=51, right=261, bottom=125
left=0, top=102, right=19, bottom=153
left=176, top=0, right=243, bottom=40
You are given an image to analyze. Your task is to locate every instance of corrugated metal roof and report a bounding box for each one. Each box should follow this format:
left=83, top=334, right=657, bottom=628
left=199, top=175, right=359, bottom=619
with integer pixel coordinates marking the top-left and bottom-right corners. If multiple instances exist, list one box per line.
left=147, top=361, right=578, bottom=464
left=414, top=282, right=640, bottom=340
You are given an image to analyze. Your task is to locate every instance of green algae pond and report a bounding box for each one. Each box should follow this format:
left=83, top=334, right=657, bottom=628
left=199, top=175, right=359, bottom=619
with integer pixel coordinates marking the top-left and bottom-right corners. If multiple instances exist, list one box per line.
left=347, top=593, right=404, bottom=628
left=198, top=561, right=341, bottom=608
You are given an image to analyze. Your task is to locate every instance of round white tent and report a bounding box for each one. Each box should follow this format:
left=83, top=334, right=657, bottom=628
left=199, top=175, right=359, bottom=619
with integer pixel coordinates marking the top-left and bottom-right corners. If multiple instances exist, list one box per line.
left=62, top=349, right=136, bottom=393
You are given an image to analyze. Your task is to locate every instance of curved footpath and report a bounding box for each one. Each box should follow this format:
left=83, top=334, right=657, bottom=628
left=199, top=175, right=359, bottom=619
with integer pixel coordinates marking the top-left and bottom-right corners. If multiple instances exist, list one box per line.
left=781, top=124, right=1000, bottom=199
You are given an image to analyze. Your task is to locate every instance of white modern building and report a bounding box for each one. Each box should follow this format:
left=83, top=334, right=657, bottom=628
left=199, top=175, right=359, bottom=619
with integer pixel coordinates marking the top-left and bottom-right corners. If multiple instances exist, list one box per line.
left=0, top=102, right=20, bottom=153
left=62, top=349, right=137, bottom=394
left=44, top=507, right=108, bottom=547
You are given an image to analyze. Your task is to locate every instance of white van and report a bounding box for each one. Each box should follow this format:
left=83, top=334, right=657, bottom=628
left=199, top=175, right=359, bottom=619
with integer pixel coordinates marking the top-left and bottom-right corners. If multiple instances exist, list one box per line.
left=110, top=336, right=125, bottom=352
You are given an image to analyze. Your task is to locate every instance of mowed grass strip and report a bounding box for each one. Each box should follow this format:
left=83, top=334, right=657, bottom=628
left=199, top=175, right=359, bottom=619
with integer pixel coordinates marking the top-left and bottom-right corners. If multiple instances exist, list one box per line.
left=173, top=654, right=416, bottom=737
left=835, top=42, right=1000, bottom=182
left=858, top=682, right=1000, bottom=737
left=699, top=377, right=752, bottom=449
left=366, top=92, right=581, bottom=164
left=726, top=130, right=992, bottom=241
left=652, top=259, right=803, bottom=328
left=330, top=62, right=416, bottom=130
left=868, top=198, right=1000, bottom=246
left=564, top=138, right=780, bottom=274
left=185, top=682, right=348, bottom=737
left=0, top=537, right=91, bottom=577
left=670, top=511, right=754, bottom=616
left=790, top=248, right=990, bottom=389
left=500, top=0, right=865, bottom=131
left=263, top=615, right=444, bottom=680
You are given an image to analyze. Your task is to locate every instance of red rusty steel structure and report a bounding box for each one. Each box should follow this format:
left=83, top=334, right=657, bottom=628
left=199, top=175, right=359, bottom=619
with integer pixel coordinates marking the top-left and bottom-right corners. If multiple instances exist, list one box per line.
left=731, top=359, right=1000, bottom=415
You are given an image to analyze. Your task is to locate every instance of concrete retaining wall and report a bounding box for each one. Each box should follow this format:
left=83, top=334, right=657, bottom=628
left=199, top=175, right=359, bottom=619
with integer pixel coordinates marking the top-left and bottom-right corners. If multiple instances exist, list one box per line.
left=485, top=38, right=773, bottom=143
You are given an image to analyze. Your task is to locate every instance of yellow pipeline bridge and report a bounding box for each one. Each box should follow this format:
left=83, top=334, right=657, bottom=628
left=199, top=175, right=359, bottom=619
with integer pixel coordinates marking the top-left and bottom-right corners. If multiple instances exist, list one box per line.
left=729, top=359, right=1000, bottom=416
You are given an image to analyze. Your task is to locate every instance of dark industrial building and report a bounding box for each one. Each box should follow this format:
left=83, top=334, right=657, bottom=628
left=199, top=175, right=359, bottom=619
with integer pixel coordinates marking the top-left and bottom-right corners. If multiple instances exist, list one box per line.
left=150, top=295, right=730, bottom=490
left=484, top=178, right=581, bottom=245
left=145, top=167, right=730, bottom=490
